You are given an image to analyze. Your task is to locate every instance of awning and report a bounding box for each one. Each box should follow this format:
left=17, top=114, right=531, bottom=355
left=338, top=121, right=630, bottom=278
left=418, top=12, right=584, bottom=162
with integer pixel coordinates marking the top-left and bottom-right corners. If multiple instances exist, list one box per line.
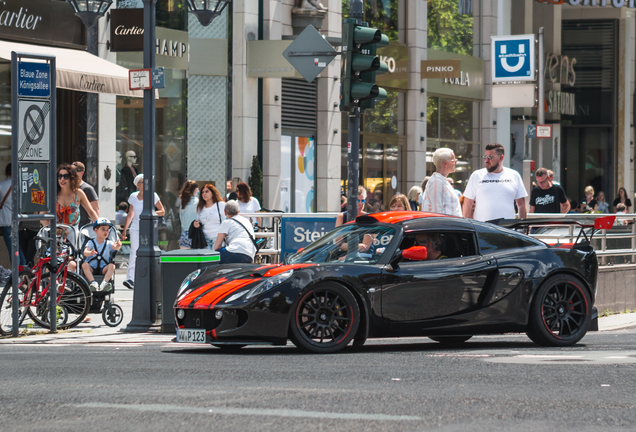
left=0, top=41, right=143, bottom=98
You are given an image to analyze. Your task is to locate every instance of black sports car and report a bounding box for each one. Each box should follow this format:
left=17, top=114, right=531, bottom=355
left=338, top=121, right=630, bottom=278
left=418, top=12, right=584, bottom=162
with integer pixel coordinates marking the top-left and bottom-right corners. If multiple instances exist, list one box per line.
left=174, top=211, right=602, bottom=353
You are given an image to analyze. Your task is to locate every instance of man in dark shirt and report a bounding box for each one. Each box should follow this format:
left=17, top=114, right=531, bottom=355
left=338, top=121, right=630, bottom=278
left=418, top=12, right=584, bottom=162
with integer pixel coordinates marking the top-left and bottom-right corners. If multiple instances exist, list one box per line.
left=73, top=162, right=99, bottom=227
left=530, top=167, right=570, bottom=214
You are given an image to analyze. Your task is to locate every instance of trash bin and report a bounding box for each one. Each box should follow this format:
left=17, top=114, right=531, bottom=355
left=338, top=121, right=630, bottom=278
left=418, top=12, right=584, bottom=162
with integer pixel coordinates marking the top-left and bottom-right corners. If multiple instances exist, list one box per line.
left=160, top=249, right=220, bottom=333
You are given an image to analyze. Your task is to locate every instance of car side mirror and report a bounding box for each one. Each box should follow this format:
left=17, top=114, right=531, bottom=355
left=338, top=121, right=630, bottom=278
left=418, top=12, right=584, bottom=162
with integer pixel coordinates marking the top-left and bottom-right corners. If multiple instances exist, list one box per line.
left=297, top=247, right=304, bottom=253
left=402, top=246, right=428, bottom=261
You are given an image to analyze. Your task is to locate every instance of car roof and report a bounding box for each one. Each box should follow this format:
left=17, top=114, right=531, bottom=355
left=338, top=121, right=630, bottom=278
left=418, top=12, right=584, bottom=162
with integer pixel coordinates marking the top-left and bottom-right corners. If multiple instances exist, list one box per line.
left=357, top=211, right=456, bottom=225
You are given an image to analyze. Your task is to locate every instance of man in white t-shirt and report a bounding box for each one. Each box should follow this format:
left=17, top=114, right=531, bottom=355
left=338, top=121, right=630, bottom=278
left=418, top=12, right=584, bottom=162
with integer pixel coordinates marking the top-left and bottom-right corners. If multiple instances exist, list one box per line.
left=214, top=200, right=256, bottom=263
left=463, top=143, right=528, bottom=222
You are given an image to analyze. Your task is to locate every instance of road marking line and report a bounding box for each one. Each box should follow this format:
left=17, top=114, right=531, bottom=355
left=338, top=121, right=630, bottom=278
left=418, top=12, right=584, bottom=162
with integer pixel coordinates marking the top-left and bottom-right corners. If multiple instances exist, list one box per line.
left=75, top=403, right=421, bottom=421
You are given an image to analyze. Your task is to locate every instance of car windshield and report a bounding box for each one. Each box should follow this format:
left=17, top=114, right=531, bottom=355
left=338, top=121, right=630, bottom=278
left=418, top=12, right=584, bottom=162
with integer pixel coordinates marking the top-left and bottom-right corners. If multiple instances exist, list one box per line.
left=288, top=224, right=396, bottom=264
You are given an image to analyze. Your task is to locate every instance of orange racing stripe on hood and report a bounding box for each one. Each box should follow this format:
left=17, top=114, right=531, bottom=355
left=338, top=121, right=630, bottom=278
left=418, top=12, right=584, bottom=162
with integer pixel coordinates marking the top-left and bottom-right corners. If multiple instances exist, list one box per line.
left=192, top=278, right=258, bottom=309
left=263, top=263, right=314, bottom=277
left=177, top=278, right=227, bottom=308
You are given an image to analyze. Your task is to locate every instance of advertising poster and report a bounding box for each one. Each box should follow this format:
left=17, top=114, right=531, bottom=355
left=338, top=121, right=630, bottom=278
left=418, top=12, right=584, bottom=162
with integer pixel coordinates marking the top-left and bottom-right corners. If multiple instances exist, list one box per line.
left=294, top=136, right=315, bottom=213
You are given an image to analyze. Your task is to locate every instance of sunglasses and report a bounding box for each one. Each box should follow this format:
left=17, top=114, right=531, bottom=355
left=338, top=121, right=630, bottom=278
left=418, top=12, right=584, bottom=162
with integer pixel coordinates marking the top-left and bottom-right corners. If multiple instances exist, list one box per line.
left=358, top=199, right=366, bottom=203
left=58, top=173, right=70, bottom=180
left=483, top=155, right=500, bottom=161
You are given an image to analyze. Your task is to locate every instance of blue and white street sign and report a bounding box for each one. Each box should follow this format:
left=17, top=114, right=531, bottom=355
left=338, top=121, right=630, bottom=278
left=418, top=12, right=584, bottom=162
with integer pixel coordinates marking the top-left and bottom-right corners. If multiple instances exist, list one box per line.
left=491, top=34, right=535, bottom=82
left=17, top=62, right=51, bottom=98
left=527, top=124, right=536, bottom=139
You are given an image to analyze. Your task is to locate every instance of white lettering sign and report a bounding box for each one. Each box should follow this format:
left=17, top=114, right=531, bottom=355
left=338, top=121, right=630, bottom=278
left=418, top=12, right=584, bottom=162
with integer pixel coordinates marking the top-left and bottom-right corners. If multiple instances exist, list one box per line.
left=0, top=3, right=42, bottom=31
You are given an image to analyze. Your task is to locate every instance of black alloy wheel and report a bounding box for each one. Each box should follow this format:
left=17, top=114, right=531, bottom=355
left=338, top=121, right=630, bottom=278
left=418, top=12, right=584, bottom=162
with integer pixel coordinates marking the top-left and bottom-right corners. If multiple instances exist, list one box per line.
left=527, top=274, right=592, bottom=347
left=289, top=283, right=359, bottom=354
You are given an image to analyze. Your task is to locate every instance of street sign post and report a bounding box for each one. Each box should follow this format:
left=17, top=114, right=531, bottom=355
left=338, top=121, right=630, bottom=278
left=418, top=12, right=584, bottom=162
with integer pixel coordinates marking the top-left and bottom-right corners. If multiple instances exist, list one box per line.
left=129, top=68, right=151, bottom=90
left=282, top=25, right=338, bottom=83
left=536, top=124, right=552, bottom=139
left=527, top=124, right=536, bottom=139
left=11, top=53, right=58, bottom=337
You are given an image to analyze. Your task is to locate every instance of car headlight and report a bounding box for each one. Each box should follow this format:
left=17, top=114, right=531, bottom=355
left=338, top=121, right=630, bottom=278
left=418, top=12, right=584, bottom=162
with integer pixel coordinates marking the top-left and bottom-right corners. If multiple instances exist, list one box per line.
left=177, top=269, right=202, bottom=296
left=225, top=289, right=249, bottom=303
left=245, top=270, right=294, bottom=300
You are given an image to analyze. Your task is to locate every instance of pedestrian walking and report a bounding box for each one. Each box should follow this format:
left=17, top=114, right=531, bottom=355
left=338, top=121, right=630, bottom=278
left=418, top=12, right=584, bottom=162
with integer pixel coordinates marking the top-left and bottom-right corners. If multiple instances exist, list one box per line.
left=214, top=200, right=256, bottom=263
left=72, top=161, right=99, bottom=228
left=0, top=164, right=25, bottom=265
left=50, top=163, right=98, bottom=226
left=193, top=184, right=226, bottom=249
left=121, top=174, right=165, bottom=289
left=529, top=167, right=570, bottom=214
left=418, top=176, right=431, bottom=209
left=463, top=143, right=527, bottom=221
left=420, top=148, right=462, bottom=216
left=177, top=180, right=199, bottom=249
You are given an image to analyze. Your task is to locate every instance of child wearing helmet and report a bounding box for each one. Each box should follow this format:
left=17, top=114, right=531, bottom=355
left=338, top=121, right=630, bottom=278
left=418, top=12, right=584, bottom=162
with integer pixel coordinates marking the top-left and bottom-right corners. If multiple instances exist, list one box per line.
left=81, top=218, right=122, bottom=292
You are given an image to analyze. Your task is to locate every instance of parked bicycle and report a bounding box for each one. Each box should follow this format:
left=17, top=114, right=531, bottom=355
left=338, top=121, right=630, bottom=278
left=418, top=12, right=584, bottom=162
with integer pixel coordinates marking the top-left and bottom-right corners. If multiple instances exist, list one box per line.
left=0, top=230, right=92, bottom=336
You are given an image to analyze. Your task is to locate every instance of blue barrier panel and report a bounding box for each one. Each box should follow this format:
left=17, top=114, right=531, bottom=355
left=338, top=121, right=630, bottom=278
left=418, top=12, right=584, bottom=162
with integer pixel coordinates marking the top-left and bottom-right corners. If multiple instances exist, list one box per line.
left=281, top=215, right=338, bottom=261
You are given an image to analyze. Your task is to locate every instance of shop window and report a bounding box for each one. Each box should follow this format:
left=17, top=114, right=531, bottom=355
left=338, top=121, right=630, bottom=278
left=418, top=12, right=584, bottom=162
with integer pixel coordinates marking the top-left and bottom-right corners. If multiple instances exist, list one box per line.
left=427, top=0, right=475, bottom=57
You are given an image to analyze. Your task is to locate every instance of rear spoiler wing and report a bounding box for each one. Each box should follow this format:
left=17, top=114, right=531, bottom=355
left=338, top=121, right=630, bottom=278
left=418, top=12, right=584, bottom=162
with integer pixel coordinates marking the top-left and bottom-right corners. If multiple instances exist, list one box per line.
left=492, top=215, right=616, bottom=246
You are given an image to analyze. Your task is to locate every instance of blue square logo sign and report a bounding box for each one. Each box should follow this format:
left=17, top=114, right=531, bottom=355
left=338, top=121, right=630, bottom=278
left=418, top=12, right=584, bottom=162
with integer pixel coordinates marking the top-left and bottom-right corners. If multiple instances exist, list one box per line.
left=491, top=34, right=535, bottom=82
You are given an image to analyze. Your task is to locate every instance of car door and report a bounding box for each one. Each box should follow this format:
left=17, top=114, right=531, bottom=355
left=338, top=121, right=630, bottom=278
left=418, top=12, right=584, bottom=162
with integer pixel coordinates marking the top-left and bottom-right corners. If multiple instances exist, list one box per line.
left=380, top=231, right=497, bottom=322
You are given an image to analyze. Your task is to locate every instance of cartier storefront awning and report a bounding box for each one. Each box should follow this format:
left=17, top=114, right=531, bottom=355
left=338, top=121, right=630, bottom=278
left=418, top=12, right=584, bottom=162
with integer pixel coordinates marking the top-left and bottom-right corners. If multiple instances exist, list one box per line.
left=0, top=41, right=142, bottom=97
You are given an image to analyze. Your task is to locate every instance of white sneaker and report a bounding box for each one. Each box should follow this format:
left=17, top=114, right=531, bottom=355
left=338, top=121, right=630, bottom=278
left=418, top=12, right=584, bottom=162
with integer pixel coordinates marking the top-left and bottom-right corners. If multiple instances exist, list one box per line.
left=89, top=281, right=99, bottom=292
left=100, top=281, right=112, bottom=292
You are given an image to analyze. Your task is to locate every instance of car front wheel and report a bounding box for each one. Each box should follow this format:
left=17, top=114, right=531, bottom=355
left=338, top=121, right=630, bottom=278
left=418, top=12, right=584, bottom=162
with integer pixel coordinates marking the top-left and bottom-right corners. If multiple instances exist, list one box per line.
left=527, top=274, right=592, bottom=347
left=289, top=283, right=359, bottom=354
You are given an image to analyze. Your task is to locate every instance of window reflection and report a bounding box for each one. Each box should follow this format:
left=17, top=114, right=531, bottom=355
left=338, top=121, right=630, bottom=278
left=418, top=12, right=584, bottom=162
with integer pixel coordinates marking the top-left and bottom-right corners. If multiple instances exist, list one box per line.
left=427, top=0, right=475, bottom=56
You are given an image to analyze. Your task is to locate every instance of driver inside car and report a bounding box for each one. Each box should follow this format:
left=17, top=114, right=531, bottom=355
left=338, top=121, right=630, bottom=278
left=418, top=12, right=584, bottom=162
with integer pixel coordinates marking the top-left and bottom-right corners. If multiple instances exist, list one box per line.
left=415, top=233, right=447, bottom=260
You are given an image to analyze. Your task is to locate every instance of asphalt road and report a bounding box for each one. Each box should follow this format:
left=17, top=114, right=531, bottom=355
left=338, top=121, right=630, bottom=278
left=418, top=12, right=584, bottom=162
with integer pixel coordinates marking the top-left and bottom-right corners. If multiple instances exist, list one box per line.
left=2, top=330, right=636, bottom=432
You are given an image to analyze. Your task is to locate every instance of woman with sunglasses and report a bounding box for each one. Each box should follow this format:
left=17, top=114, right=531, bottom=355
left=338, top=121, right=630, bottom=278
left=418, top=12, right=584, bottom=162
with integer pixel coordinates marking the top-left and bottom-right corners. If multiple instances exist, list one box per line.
left=335, top=185, right=368, bottom=227
left=48, top=164, right=98, bottom=226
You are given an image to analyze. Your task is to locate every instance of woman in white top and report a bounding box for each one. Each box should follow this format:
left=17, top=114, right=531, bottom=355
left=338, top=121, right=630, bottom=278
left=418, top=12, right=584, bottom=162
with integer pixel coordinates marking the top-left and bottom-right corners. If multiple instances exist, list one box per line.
left=236, top=182, right=261, bottom=224
left=177, top=180, right=199, bottom=249
left=121, top=174, right=165, bottom=289
left=194, top=183, right=226, bottom=249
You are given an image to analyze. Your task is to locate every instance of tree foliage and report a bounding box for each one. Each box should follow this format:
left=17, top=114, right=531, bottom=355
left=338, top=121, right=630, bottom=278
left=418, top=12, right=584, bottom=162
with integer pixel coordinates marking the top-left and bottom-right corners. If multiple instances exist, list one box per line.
left=248, top=155, right=263, bottom=204
left=427, top=0, right=474, bottom=56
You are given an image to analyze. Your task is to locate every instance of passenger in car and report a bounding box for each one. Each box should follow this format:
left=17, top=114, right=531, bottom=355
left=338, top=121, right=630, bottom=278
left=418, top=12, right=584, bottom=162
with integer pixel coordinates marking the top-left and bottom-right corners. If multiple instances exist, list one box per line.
left=415, top=233, right=447, bottom=260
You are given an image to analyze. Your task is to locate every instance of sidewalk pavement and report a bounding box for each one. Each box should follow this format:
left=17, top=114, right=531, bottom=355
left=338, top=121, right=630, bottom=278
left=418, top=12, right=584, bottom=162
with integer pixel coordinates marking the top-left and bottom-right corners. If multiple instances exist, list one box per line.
left=2, top=269, right=636, bottom=345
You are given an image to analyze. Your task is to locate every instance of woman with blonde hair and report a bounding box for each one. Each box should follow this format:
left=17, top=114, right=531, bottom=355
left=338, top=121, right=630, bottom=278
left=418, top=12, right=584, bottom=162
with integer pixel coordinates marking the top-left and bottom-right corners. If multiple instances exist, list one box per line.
left=178, top=180, right=199, bottom=249
left=194, top=184, right=226, bottom=249
left=336, top=185, right=367, bottom=226
left=408, top=186, right=422, bottom=210
left=389, top=194, right=411, bottom=211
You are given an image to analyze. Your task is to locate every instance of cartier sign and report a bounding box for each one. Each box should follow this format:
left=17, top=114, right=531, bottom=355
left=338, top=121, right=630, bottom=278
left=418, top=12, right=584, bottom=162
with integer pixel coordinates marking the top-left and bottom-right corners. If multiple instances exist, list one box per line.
left=109, top=8, right=144, bottom=52
left=0, top=0, right=84, bottom=48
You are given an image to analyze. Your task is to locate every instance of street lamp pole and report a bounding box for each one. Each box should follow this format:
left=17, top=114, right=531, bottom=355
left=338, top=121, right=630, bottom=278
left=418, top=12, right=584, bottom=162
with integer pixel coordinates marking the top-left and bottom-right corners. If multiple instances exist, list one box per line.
left=124, top=0, right=160, bottom=331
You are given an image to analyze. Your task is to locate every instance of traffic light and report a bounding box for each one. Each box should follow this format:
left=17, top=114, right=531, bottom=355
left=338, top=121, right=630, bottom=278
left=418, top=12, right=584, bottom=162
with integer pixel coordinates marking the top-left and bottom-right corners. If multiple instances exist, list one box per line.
left=340, top=18, right=389, bottom=111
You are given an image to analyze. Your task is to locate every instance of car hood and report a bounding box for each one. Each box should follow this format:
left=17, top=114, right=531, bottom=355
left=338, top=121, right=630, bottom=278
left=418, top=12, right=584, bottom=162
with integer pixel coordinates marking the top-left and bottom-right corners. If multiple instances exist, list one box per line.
left=174, top=263, right=315, bottom=309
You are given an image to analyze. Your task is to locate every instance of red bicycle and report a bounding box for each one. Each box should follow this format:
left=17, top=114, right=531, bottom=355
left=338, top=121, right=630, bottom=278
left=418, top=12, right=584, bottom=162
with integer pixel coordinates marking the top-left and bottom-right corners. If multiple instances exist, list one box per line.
left=0, top=233, right=92, bottom=336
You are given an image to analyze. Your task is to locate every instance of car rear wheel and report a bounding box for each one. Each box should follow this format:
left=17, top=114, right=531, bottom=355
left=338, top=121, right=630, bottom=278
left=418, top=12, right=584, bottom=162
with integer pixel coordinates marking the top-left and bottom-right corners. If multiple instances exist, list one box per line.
left=289, top=283, right=359, bottom=354
left=527, top=274, right=592, bottom=347
left=429, top=336, right=472, bottom=344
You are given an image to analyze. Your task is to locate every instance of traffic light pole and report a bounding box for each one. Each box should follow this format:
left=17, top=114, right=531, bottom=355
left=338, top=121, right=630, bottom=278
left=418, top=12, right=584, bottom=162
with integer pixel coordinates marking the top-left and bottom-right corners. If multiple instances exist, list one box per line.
left=345, top=0, right=363, bottom=223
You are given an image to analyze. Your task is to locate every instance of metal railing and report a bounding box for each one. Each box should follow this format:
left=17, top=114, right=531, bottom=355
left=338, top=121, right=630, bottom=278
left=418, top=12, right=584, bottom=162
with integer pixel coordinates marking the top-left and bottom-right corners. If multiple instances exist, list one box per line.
left=241, top=212, right=284, bottom=264
left=526, top=213, right=636, bottom=266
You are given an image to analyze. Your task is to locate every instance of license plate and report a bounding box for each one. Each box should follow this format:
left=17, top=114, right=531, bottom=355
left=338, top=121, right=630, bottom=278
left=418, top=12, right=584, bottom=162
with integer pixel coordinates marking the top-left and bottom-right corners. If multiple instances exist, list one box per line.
left=177, top=329, right=206, bottom=343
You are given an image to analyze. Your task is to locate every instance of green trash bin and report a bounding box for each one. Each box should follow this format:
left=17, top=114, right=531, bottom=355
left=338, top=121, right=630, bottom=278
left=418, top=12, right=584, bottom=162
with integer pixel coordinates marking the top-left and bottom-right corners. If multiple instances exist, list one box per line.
left=160, top=249, right=220, bottom=333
